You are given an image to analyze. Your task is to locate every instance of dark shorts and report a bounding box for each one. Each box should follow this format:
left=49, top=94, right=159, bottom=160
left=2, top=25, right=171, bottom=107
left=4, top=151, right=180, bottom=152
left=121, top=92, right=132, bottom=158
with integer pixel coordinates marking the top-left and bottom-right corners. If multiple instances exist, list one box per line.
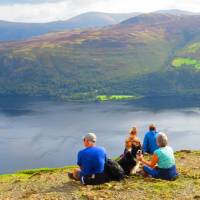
left=80, top=172, right=108, bottom=185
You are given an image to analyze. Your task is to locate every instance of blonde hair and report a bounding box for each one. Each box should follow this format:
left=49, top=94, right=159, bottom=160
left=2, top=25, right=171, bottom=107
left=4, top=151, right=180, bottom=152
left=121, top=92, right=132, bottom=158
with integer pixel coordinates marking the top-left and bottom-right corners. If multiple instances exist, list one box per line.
left=129, top=127, right=137, bottom=135
left=157, top=132, right=168, bottom=147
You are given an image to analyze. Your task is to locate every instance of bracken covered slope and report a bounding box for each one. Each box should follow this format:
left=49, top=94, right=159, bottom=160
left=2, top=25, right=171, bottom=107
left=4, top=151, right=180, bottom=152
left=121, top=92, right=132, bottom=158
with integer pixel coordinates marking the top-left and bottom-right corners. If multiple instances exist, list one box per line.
left=0, top=14, right=200, bottom=100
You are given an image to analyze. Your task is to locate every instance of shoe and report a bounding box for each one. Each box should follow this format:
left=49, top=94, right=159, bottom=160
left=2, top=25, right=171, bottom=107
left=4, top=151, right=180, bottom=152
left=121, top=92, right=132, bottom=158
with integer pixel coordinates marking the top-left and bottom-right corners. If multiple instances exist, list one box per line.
left=68, top=172, right=76, bottom=180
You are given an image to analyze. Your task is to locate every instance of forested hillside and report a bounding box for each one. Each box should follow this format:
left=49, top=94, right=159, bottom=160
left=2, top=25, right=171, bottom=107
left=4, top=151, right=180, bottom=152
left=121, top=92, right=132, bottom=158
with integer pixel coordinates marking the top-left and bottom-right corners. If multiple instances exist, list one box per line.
left=1, top=13, right=200, bottom=100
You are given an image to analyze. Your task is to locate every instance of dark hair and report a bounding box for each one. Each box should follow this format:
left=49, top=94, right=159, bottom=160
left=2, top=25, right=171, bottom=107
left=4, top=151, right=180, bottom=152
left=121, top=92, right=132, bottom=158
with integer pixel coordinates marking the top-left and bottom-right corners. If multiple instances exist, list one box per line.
left=149, top=124, right=156, bottom=131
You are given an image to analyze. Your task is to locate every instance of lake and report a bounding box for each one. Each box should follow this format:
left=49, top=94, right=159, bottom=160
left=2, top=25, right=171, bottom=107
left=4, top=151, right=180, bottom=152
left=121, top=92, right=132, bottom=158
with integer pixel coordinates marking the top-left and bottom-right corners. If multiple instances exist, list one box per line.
left=0, top=95, right=200, bottom=174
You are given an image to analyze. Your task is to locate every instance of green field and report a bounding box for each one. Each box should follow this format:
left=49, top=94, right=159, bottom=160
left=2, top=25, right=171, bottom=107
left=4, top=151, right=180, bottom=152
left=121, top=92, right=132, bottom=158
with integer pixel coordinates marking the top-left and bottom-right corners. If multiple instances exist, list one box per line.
left=172, top=57, right=200, bottom=70
left=96, top=95, right=140, bottom=101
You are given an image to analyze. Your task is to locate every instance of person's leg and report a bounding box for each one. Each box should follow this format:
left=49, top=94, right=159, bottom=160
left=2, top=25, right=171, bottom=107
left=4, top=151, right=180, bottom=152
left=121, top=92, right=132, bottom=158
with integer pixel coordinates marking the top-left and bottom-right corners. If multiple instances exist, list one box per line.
left=143, top=165, right=158, bottom=178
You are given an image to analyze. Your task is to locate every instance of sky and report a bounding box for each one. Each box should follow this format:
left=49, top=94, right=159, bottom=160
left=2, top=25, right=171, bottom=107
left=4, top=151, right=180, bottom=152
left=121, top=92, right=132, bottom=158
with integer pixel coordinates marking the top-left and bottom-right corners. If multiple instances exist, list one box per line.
left=0, top=0, right=200, bottom=23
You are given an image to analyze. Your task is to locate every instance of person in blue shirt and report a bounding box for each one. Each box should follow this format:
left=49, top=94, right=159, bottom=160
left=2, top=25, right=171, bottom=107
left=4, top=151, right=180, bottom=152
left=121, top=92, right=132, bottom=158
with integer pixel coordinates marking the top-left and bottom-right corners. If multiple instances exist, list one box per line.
left=68, top=133, right=107, bottom=185
left=142, top=124, right=159, bottom=154
left=137, top=132, right=178, bottom=180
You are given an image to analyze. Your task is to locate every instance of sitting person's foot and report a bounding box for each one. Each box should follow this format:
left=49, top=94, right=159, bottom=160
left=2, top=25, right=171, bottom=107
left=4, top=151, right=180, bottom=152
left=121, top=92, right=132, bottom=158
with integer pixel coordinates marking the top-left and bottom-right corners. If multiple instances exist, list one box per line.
left=68, top=172, right=76, bottom=180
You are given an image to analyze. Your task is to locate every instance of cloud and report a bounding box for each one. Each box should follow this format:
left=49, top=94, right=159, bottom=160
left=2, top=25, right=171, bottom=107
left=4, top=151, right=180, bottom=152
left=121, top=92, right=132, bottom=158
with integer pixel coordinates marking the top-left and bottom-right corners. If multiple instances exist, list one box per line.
left=0, top=1, right=95, bottom=22
left=0, top=0, right=63, bottom=4
left=0, top=1, right=71, bottom=22
left=169, top=0, right=200, bottom=12
left=0, top=0, right=200, bottom=23
left=0, top=0, right=102, bottom=22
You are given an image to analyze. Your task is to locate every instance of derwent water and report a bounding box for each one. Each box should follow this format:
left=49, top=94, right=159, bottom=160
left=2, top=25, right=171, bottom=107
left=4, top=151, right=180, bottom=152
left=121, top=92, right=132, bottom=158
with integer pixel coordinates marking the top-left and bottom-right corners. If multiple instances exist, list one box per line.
left=0, top=95, right=200, bottom=174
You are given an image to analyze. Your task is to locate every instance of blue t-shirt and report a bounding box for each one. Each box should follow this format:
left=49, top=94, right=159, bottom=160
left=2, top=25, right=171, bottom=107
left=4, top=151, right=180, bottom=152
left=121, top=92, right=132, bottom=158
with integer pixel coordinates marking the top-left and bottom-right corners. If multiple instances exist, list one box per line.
left=77, top=146, right=106, bottom=176
left=142, top=131, right=159, bottom=154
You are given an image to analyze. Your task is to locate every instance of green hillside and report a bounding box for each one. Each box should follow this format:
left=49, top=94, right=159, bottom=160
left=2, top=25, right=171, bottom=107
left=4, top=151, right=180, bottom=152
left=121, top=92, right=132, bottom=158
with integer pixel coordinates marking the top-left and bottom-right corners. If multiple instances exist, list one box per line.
left=1, top=14, right=200, bottom=100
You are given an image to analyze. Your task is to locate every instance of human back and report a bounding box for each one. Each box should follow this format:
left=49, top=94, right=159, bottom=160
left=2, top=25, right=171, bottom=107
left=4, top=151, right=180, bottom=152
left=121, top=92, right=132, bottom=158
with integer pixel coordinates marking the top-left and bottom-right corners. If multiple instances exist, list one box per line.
left=68, top=132, right=107, bottom=185
left=142, top=124, right=159, bottom=154
left=78, top=146, right=106, bottom=176
left=125, top=127, right=141, bottom=151
left=138, top=132, right=178, bottom=180
left=154, top=146, right=175, bottom=169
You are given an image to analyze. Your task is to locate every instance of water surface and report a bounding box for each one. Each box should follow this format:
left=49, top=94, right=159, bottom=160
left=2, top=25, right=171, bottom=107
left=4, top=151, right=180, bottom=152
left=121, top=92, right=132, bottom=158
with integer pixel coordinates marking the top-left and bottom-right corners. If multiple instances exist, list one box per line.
left=0, top=95, right=200, bottom=174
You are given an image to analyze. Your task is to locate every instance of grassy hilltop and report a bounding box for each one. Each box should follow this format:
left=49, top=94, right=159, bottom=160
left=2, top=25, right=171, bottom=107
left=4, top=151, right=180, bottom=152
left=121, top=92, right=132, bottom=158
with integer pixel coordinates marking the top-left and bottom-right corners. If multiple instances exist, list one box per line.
left=1, top=150, right=200, bottom=200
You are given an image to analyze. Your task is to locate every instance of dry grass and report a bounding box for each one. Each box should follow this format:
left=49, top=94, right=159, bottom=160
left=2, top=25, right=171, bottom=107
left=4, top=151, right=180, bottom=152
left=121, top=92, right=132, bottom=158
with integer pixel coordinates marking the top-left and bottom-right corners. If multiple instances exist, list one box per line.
left=1, top=151, right=200, bottom=200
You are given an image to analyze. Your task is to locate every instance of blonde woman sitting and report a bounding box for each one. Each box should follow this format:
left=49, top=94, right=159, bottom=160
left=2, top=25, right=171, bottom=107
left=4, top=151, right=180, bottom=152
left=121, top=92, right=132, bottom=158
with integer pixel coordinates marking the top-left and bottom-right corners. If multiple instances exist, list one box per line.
left=118, top=127, right=141, bottom=175
left=124, top=127, right=141, bottom=153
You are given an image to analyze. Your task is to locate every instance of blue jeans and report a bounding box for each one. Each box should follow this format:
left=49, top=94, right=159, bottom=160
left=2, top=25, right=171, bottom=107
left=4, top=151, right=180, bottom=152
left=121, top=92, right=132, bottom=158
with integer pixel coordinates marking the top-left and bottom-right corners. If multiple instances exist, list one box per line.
left=143, top=165, right=158, bottom=177
left=143, top=165, right=178, bottom=180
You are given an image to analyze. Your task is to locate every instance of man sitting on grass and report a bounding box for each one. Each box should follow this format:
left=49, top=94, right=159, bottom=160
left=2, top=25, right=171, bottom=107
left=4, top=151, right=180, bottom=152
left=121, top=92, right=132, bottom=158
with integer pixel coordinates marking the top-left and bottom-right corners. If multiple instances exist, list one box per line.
left=68, top=133, right=107, bottom=185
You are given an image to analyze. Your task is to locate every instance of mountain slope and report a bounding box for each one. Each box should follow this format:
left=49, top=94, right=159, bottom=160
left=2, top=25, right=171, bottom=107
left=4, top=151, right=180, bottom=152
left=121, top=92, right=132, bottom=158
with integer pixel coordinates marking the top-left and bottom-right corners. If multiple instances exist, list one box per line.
left=1, top=14, right=200, bottom=100
left=63, top=12, right=141, bottom=28
left=0, top=9, right=197, bottom=42
left=0, top=12, right=140, bottom=41
left=156, top=9, right=198, bottom=15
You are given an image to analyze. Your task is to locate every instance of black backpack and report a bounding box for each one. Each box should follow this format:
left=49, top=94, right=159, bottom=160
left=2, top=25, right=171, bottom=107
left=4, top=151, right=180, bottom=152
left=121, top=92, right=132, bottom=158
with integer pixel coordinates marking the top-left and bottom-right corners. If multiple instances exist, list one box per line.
left=104, top=158, right=125, bottom=181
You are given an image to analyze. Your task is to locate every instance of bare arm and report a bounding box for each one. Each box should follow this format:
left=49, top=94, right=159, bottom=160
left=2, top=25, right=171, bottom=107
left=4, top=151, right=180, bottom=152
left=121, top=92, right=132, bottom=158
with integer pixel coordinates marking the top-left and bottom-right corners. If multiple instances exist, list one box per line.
left=137, top=154, right=158, bottom=168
